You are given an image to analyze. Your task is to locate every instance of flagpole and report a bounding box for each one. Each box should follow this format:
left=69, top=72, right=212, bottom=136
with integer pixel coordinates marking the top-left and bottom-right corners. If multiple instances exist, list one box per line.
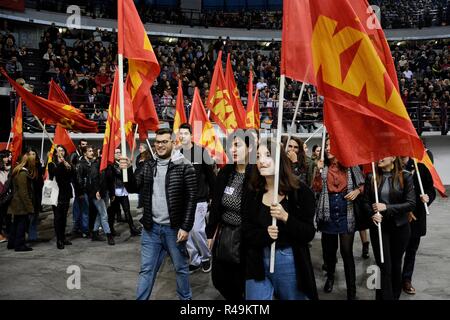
left=118, top=53, right=128, bottom=182
left=371, top=162, right=384, bottom=263
left=284, top=81, right=307, bottom=152
left=130, top=124, right=139, bottom=163
left=413, top=158, right=431, bottom=215
left=40, top=124, right=46, bottom=161
left=6, top=132, right=12, bottom=150
left=270, top=74, right=286, bottom=274
left=146, top=138, right=155, bottom=159
left=303, top=124, right=324, bottom=145
left=320, top=125, right=327, bottom=173
left=33, top=116, right=54, bottom=145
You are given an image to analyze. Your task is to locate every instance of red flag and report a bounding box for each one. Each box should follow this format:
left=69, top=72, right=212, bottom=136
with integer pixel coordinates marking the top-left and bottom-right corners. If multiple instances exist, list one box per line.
left=189, top=88, right=228, bottom=165
left=119, top=0, right=160, bottom=139
left=246, top=89, right=260, bottom=129
left=48, top=79, right=71, bottom=105
left=173, top=80, right=187, bottom=133
left=1, top=69, right=97, bottom=133
left=8, top=98, right=22, bottom=166
left=100, top=70, right=134, bottom=171
left=247, top=69, right=254, bottom=113
left=225, top=53, right=246, bottom=129
left=206, top=51, right=239, bottom=133
left=283, top=0, right=425, bottom=167
left=419, top=151, right=447, bottom=197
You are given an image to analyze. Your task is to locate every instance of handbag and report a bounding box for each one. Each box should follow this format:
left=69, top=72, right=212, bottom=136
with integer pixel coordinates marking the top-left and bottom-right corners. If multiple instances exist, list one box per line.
left=213, top=223, right=241, bottom=264
left=41, top=178, right=59, bottom=206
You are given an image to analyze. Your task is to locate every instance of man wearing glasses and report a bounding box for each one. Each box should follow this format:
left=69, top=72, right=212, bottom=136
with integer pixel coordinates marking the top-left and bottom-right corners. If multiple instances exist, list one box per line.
left=120, top=128, right=197, bottom=300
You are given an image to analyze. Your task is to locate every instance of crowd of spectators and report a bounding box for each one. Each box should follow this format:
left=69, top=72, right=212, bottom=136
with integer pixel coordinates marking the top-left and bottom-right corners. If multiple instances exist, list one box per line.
left=26, top=0, right=450, bottom=30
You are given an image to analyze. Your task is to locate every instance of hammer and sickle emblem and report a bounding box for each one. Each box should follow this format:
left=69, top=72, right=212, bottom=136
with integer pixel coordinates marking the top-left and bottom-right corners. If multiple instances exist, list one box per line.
left=60, top=117, right=75, bottom=130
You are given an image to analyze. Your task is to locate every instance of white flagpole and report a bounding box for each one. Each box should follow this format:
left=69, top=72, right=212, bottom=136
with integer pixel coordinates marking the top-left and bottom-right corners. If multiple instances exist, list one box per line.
left=303, top=124, right=324, bottom=145
left=413, top=158, right=431, bottom=215
left=371, top=162, right=384, bottom=263
left=118, top=53, right=128, bottom=182
left=6, top=132, right=12, bottom=150
left=146, top=138, right=155, bottom=159
left=270, top=74, right=286, bottom=273
left=33, top=116, right=54, bottom=145
left=284, top=81, right=307, bottom=152
left=319, top=125, right=327, bottom=173
left=40, top=124, right=46, bottom=161
left=130, top=124, right=139, bottom=162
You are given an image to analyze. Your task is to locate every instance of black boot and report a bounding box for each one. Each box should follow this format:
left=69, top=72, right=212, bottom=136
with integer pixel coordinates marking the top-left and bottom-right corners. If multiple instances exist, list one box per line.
left=57, top=240, right=65, bottom=249
left=362, top=242, right=370, bottom=259
left=91, top=231, right=105, bottom=241
left=324, top=274, right=334, bottom=293
left=106, top=233, right=115, bottom=245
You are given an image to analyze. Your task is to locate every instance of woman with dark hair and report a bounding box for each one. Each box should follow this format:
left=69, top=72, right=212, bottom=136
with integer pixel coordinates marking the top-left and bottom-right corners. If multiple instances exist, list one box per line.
left=282, top=136, right=314, bottom=187
left=313, top=138, right=365, bottom=300
left=311, top=145, right=321, bottom=162
left=362, top=156, right=415, bottom=300
left=244, top=139, right=318, bottom=300
left=206, top=131, right=255, bottom=300
left=48, top=145, right=74, bottom=249
left=7, top=153, right=36, bottom=252
left=25, top=148, right=44, bottom=242
left=0, top=150, right=12, bottom=242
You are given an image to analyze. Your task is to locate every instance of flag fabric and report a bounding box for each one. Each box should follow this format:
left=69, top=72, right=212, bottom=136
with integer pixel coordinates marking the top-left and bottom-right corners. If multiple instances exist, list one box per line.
left=173, top=80, right=187, bottom=133
left=100, top=70, right=134, bottom=171
left=225, top=53, right=246, bottom=128
left=282, top=0, right=425, bottom=167
left=8, top=98, right=23, bottom=166
left=206, top=51, right=239, bottom=133
left=119, top=0, right=160, bottom=139
left=246, top=89, right=260, bottom=129
left=419, top=151, right=447, bottom=197
left=246, top=68, right=254, bottom=113
left=1, top=68, right=98, bottom=132
left=48, top=79, right=71, bottom=105
left=189, top=88, right=228, bottom=165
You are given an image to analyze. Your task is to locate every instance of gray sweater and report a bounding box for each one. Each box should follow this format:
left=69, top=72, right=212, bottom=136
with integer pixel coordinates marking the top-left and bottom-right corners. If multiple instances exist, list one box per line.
left=151, top=157, right=170, bottom=225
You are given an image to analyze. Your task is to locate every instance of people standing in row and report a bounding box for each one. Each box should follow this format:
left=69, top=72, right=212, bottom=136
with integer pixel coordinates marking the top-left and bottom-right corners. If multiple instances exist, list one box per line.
left=121, top=128, right=197, bottom=300
left=313, top=138, right=365, bottom=300
left=206, top=133, right=254, bottom=300
left=362, top=156, right=416, bottom=300
left=178, top=123, right=216, bottom=274
left=400, top=156, right=436, bottom=295
left=48, top=145, right=74, bottom=249
left=244, top=139, right=318, bottom=300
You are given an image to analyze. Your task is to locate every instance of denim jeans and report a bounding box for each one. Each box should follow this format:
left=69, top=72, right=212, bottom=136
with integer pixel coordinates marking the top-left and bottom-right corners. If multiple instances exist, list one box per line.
left=73, top=194, right=89, bottom=233
left=187, top=202, right=211, bottom=266
left=245, top=247, right=308, bottom=300
left=92, top=198, right=111, bottom=234
left=136, top=223, right=191, bottom=300
left=28, top=213, right=39, bottom=241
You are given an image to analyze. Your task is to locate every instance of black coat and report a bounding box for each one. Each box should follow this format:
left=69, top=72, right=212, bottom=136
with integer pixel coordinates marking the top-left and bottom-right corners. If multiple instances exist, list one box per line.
left=76, top=157, right=106, bottom=199
left=127, top=157, right=197, bottom=232
left=205, top=164, right=253, bottom=239
left=362, top=171, right=416, bottom=228
left=405, top=160, right=436, bottom=237
left=48, top=161, right=74, bottom=203
left=243, top=182, right=319, bottom=300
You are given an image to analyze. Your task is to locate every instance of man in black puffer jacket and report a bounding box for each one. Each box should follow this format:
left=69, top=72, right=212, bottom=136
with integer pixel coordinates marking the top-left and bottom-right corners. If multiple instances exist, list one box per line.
left=121, top=128, right=197, bottom=300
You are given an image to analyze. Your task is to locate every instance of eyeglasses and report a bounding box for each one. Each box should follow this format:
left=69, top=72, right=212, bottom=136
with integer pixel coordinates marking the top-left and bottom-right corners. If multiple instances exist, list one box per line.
left=155, top=140, right=170, bottom=146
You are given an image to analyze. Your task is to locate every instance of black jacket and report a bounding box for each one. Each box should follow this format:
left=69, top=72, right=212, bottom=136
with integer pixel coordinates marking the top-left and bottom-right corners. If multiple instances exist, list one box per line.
left=76, top=157, right=106, bottom=199
left=127, top=156, right=197, bottom=232
left=180, top=144, right=216, bottom=202
left=405, top=160, right=436, bottom=237
left=362, top=170, right=416, bottom=228
left=243, top=182, right=318, bottom=300
left=48, top=161, right=74, bottom=203
left=206, top=164, right=253, bottom=239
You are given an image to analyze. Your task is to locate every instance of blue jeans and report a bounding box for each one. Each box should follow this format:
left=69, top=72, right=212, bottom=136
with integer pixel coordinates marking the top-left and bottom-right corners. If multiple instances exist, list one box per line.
left=28, top=213, right=39, bottom=241
left=136, top=223, right=191, bottom=300
left=73, top=194, right=89, bottom=233
left=92, top=198, right=111, bottom=234
left=245, top=247, right=308, bottom=300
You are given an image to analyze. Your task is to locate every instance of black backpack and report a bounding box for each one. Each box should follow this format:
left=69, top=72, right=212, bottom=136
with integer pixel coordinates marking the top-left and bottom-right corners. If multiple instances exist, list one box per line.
left=0, top=175, right=13, bottom=206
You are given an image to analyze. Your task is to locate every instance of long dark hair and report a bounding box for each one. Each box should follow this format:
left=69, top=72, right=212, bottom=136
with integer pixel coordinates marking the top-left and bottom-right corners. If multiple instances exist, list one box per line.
left=324, top=137, right=347, bottom=171
left=373, top=157, right=404, bottom=190
left=282, top=136, right=307, bottom=170
left=250, top=138, right=300, bottom=195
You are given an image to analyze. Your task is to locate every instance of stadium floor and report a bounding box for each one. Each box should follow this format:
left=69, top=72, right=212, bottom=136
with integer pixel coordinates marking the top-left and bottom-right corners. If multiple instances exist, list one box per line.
left=0, top=190, right=449, bottom=300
